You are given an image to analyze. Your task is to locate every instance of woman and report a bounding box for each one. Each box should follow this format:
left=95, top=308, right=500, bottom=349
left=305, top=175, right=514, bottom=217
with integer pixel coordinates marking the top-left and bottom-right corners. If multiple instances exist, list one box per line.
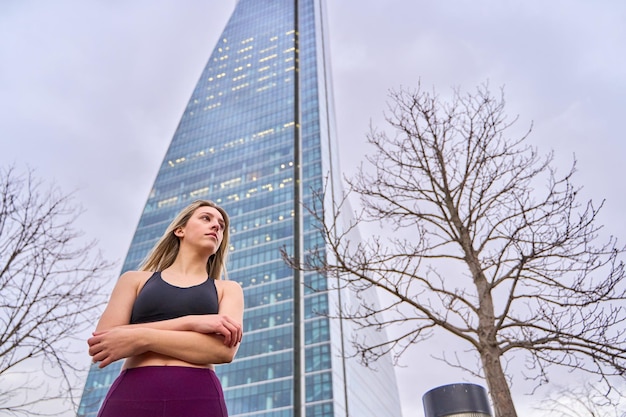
left=88, top=200, right=244, bottom=417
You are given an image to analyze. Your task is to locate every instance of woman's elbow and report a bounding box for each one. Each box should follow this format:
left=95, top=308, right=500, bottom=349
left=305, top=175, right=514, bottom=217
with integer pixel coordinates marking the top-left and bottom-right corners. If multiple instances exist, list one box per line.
left=205, top=333, right=240, bottom=364
left=214, top=356, right=234, bottom=364
left=213, top=346, right=238, bottom=364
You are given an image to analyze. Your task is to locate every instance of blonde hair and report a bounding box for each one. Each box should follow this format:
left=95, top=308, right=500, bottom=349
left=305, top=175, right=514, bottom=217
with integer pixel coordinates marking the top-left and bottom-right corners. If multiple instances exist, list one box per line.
left=140, top=200, right=230, bottom=280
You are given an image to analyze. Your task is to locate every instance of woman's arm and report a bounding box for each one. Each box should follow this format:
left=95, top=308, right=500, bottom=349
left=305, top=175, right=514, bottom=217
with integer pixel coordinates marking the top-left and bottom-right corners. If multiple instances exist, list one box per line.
left=89, top=327, right=234, bottom=367
left=136, top=280, right=244, bottom=363
left=101, top=313, right=241, bottom=338
left=88, top=278, right=244, bottom=368
left=95, top=270, right=146, bottom=331
left=213, top=279, right=245, bottom=360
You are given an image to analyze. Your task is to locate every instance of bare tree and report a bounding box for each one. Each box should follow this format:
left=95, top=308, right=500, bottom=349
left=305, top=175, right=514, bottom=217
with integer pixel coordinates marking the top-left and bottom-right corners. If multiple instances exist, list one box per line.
left=538, top=380, right=626, bottom=417
left=0, top=166, right=113, bottom=416
left=284, top=83, right=626, bottom=417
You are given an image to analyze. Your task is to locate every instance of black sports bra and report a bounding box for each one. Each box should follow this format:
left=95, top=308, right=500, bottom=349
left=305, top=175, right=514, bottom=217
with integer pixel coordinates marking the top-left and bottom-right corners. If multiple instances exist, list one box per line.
left=129, top=271, right=219, bottom=324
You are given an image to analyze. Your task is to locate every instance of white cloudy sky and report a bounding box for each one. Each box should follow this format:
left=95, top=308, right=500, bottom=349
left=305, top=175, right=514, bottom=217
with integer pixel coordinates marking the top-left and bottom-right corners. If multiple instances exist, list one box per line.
left=1, top=1, right=625, bottom=416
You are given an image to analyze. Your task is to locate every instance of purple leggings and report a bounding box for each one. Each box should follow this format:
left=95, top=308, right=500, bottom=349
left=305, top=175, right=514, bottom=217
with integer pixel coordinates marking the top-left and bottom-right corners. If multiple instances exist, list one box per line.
left=97, top=366, right=228, bottom=417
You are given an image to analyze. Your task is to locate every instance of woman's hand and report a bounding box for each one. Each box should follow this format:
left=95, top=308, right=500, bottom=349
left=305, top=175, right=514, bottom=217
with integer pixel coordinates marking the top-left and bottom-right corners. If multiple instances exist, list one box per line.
left=88, top=327, right=147, bottom=368
left=189, top=314, right=242, bottom=348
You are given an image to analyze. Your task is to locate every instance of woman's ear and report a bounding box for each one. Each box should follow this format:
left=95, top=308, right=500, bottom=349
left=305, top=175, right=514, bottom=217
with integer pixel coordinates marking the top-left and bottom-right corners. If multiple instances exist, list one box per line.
left=174, top=227, right=184, bottom=238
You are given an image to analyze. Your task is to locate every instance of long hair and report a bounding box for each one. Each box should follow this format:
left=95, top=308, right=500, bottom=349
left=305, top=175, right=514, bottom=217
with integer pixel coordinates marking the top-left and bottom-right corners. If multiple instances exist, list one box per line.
left=139, top=200, right=230, bottom=280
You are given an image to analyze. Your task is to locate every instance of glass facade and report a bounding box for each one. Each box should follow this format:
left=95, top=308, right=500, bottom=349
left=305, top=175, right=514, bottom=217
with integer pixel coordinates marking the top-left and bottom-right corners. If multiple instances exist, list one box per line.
left=77, top=1, right=401, bottom=417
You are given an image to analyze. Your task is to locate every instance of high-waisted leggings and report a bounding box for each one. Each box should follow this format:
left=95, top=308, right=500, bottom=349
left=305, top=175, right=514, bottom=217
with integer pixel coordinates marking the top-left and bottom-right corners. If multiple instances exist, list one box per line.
left=97, top=366, right=228, bottom=417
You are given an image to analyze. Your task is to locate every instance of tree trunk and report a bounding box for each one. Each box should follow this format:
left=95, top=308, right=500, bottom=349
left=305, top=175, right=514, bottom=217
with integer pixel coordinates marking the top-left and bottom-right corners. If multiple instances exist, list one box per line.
left=480, top=347, right=518, bottom=417
left=457, top=207, right=518, bottom=417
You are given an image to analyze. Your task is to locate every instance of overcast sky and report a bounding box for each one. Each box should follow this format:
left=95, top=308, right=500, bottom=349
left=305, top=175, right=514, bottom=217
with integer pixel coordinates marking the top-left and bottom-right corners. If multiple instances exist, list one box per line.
left=1, top=1, right=625, bottom=416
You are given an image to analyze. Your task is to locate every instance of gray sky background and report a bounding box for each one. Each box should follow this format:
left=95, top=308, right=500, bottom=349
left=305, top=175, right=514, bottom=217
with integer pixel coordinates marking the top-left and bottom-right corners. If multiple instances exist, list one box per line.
left=1, top=1, right=625, bottom=416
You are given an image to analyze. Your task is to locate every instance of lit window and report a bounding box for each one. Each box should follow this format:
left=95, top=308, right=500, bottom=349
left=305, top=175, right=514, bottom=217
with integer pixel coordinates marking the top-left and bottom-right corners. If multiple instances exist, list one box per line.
left=221, top=178, right=242, bottom=188
left=157, top=196, right=178, bottom=208
left=253, top=128, right=274, bottom=137
left=231, top=83, right=249, bottom=91
left=259, top=45, right=277, bottom=54
left=190, top=187, right=209, bottom=197
left=203, top=103, right=221, bottom=111
left=259, top=54, right=277, bottom=63
left=167, top=156, right=186, bottom=166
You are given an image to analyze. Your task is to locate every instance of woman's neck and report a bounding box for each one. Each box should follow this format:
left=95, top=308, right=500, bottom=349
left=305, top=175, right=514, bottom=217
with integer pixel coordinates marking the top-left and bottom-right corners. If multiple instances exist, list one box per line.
left=165, top=252, right=209, bottom=278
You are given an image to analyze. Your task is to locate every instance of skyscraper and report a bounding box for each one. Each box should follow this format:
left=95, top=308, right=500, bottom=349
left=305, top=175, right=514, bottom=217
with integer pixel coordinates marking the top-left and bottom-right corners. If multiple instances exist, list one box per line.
left=77, top=1, right=402, bottom=416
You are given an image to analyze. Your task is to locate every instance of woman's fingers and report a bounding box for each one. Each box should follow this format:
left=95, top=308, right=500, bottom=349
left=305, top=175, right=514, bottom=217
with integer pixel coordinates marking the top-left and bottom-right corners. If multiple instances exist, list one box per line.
left=219, top=316, right=242, bottom=347
left=196, top=314, right=242, bottom=347
left=86, top=328, right=137, bottom=368
left=219, top=322, right=234, bottom=346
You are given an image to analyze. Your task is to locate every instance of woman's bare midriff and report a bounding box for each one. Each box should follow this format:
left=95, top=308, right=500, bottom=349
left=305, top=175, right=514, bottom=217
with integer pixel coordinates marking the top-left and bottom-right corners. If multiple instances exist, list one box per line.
left=123, top=351, right=215, bottom=371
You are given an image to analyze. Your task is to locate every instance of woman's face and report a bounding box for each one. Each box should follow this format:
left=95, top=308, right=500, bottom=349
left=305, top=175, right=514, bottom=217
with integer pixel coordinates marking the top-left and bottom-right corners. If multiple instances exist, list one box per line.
left=177, top=206, right=226, bottom=255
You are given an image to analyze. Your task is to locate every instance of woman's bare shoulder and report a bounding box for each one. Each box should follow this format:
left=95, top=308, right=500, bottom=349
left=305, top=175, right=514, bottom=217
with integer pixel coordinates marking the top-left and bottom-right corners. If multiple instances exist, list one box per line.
left=215, top=279, right=244, bottom=317
left=119, top=270, right=154, bottom=280
left=116, top=270, right=155, bottom=288
left=215, top=279, right=243, bottom=298
left=215, top=278, right=242, bottom=289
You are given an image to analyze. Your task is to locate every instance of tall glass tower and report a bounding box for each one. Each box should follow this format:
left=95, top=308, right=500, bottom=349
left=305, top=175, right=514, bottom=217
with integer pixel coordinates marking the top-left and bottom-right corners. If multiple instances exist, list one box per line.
left=77, top=1, right=402, bottom=416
